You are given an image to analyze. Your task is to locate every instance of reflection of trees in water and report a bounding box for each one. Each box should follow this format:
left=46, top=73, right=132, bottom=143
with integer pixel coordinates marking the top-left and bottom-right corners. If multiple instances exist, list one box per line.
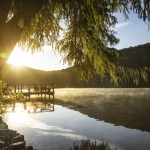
left=55, top=89, right=150, bottom=133
left=0, top=104, right=7, bottom=114
left=0, top=100, right=55, bottom=114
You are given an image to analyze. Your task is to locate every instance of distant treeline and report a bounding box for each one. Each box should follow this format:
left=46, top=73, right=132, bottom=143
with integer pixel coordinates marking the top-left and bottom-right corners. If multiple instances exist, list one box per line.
left=4, top=43, right=150, bottom=88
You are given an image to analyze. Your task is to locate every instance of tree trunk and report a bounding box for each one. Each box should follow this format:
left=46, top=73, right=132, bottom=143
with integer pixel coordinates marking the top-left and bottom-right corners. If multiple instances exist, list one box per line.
left=0, top=0, right=44, bottom=78
left=0, top=0, right=20, bottom=78
left=0, top=24, right=22, bottom=71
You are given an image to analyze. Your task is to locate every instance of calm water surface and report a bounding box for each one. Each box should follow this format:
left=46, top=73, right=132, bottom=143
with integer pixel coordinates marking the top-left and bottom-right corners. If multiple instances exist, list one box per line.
left=4, top=88, right=150, bottom=150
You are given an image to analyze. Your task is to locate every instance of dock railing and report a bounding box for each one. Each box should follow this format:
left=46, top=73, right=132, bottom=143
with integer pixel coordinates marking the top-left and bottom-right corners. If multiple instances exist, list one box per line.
left=4, top=84, right=55, bottom=100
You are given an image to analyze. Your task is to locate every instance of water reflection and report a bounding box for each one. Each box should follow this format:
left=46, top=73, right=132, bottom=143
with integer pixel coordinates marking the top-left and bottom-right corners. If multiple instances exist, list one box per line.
left=3, top=100, right=55, bottom=113
left=5, top=104, right=123, bottom=150
left=55, top=88, right=150, bottom=132
left=3, top=88, right=150, bottom=150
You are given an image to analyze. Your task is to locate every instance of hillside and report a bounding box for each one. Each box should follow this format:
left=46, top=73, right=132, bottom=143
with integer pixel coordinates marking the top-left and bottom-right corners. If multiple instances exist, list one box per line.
left=3, top=43, right=150, bottom=88
left=118, top=43, right=150, bottom=68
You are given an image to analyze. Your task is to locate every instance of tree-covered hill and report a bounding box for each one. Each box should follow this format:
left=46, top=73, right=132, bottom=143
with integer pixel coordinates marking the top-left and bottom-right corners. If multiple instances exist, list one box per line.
left=4, top=43, right=150, bottom=88
left=118, top=43, right=150, bottom=68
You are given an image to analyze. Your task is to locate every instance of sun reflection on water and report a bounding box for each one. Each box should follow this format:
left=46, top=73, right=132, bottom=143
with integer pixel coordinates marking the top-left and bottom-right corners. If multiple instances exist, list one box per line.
left=6, top=111, right=28, bottom=127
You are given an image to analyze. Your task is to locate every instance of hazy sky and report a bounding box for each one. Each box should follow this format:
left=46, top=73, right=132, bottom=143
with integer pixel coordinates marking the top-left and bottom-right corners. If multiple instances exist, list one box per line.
left=7, top=12, right=150, bottom=71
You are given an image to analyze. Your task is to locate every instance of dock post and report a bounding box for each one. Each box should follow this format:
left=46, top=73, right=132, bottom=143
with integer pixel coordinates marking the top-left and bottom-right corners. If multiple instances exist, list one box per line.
left=28, top=85, right=30, bottom=100
left=14, top=85, right=16, bottom=93
left=45, top=85, right=46, bottom=100
left=48, top=88, right=50, bottom=100
left=40, top=84, right=42, bottom=99
left=52, top=85, right=54, bottom=100
left=18, top=84, right=19, bottom=93
left=21, top=84, right=22, bottom=93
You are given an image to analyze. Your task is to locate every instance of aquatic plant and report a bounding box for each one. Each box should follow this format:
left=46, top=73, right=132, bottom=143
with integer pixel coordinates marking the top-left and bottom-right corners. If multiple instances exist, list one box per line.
left=69, top=139, right=117, bottom=150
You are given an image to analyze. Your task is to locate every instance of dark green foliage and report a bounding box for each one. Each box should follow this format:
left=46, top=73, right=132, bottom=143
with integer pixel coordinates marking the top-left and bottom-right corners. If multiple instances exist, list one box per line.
left=69, top=140, right=116, bottom=150
left=0, top=80, right=6, bottom=99
left=1, top=0, right=150, bottom=84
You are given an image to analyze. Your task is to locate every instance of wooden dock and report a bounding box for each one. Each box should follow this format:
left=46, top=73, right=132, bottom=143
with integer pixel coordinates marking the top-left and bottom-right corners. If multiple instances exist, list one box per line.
left=4, top=83, right=55, bottom=100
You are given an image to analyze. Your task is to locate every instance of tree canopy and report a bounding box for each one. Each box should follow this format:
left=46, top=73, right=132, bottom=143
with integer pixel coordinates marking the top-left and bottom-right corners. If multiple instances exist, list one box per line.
left=0, top=0, right=150, bottom=85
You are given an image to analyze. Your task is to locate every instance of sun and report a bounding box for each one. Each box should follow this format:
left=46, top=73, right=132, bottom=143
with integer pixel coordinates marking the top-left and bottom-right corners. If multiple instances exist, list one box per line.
left=7, top=45, right=69, bottom=71
left=7, top=46, right=31, bottom=67
left=8, top=56, right=25, bottom=67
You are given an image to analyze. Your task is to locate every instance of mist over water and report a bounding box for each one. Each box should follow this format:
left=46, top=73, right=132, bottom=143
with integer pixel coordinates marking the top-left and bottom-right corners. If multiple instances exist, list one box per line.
left=4, top=88, right=150, bottom=150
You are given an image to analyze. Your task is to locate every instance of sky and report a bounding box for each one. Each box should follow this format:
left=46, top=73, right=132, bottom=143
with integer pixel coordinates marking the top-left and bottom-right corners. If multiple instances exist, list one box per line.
left=7, top=12, right=150, bottom=71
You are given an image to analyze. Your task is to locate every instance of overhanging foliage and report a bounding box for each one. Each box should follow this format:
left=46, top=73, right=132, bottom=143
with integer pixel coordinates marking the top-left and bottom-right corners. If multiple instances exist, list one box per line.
left=0, top=0, right=150, bottom=85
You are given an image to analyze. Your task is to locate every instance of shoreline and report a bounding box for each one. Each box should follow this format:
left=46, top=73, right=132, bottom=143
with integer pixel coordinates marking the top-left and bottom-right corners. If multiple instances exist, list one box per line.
left=0, top=116, right=35, bottom=150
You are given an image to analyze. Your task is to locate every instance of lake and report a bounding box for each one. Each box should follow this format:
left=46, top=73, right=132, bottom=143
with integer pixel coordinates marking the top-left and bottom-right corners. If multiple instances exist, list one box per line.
left=3, top=88, right=150, bottom=150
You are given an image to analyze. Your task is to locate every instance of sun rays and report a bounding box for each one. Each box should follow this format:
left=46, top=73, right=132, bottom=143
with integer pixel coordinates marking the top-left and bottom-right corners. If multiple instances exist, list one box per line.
left=7, top=46, right=31, bottom=68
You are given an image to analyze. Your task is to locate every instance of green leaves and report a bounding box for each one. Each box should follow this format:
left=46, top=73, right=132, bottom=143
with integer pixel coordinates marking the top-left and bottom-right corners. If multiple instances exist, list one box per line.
left=4, top=0, right=150, bottom=85
left=0, top=80, right=7, bottom=99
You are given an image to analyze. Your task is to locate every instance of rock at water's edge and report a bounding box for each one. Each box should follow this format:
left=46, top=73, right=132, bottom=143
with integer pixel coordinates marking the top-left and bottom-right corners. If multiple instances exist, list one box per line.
left=11, top=141, right=26, bottom=150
